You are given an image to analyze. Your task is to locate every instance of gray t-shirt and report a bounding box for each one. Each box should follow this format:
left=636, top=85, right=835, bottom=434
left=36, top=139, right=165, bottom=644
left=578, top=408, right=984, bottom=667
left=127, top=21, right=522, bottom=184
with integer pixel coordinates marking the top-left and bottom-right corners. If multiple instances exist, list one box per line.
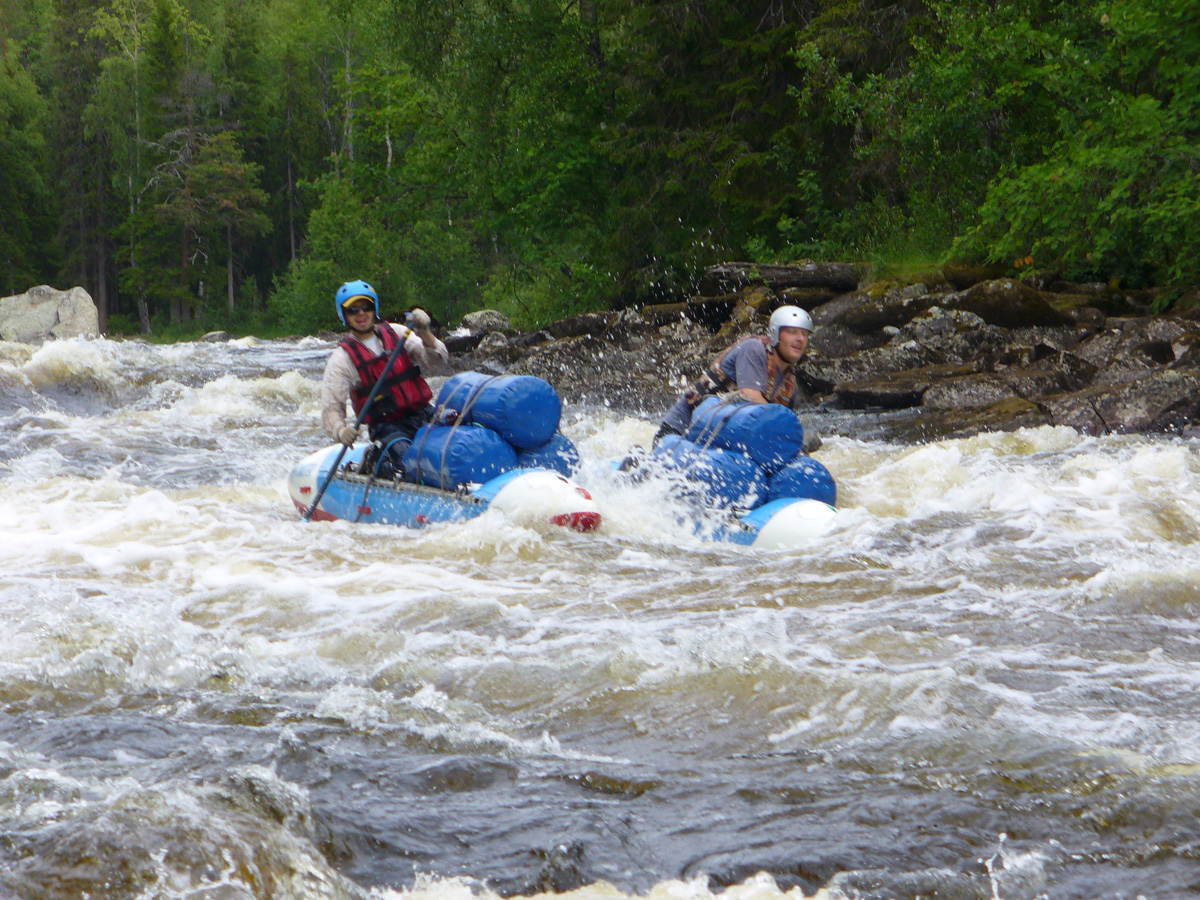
left=660, top=337, right=773, bottom=434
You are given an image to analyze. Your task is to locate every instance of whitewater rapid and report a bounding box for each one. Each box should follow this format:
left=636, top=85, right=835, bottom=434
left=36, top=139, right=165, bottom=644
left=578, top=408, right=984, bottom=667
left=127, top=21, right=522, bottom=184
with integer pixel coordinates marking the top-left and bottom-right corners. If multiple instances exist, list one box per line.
left=2, top=335, right=1199, bottom=900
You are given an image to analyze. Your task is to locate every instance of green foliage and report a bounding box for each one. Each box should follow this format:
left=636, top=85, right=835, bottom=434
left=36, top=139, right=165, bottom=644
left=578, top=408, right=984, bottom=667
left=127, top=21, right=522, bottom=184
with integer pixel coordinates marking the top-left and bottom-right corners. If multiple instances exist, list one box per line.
left=814, top=0, right=1200, bottom=286
left=0, top=38, right=55, bottom=294
left=171, top=130, right=271, bottom=313
left=596, top=0, right=821, bottom=294
left=268, top=173, right=394, bottom=331
left=5, top=0, right=1198, bottom=339
left=103, top=312, right=141, bottom=334
left=402, top=0, right=616, bottom=316
left=954, top=0, right=1200, bottom=287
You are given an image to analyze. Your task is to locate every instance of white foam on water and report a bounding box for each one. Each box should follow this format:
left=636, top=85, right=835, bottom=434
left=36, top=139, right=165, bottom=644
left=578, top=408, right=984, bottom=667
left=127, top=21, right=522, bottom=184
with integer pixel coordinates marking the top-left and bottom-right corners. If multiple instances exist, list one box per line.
left=371, top=872, right=818, bottom=900
left=20, top=336, right=123, bottom=390
left=4, top=340, right=1200, bottom=897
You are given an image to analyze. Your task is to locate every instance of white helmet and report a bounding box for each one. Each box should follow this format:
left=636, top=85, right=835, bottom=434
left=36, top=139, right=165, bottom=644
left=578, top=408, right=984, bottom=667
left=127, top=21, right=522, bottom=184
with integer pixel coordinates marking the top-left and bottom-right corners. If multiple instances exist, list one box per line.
left=768, top=305, right=814, bottom=345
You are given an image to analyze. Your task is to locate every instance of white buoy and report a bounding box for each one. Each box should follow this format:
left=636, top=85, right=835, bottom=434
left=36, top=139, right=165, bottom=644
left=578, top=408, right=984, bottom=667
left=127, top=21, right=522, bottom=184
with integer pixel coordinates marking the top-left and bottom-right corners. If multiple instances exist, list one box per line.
left=489, top=470, right=602, bottom=532
left=751, top=498, right=837, bottom=549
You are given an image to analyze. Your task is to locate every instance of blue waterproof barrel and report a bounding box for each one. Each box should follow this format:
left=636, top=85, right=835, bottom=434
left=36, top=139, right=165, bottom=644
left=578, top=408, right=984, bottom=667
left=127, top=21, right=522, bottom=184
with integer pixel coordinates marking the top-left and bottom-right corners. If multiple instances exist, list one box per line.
left=655, top=437, right=768, bottom=509
left=653, top=433, right=683, bottom=453
left=516, top=433, right=580, bottom=476
left=434, top=372, right=562, bottom=449
left=767, top=456, right=837, bottom=506
left=403, top=424, right=518, bottom=489
left=685, top=397, right=804, bottom=474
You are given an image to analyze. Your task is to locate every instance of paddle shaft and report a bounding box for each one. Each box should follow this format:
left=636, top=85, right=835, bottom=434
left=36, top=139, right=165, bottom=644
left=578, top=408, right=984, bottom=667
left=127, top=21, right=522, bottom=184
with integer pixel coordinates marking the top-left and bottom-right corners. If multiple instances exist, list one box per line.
left=303, top=329, right=409, bottom=521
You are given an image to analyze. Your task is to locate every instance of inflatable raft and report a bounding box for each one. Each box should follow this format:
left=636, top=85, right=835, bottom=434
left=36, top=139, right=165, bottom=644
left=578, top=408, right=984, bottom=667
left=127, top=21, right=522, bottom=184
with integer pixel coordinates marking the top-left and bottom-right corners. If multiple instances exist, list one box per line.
left=621, top=397, right=838, bottom=549
left=702, top=496, right=837, bottom=549
left=291, top=372, right=599, bottom=532
left=289, top=443, right=601, bottom=531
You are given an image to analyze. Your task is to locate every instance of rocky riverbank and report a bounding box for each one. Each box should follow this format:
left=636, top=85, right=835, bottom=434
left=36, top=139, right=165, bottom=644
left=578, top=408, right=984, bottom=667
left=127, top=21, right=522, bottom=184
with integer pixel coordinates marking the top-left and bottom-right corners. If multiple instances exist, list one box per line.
left=446, top=262, right=1200, bottom=443
left=9, top=268, right=1200, bottom=444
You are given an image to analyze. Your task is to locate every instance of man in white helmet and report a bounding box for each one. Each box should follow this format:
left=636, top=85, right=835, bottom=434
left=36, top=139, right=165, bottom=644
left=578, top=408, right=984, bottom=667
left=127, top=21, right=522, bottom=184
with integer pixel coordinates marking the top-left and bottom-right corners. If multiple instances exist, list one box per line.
left=654, top=305, right=818, bottom=448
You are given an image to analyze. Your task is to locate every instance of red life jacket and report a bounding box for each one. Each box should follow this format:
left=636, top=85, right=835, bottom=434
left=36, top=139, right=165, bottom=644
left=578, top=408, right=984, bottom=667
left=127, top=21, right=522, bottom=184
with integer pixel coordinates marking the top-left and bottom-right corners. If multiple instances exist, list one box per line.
left=689, top=335, right=798, bottom=407
left=340, top=322, right=433, bottom=425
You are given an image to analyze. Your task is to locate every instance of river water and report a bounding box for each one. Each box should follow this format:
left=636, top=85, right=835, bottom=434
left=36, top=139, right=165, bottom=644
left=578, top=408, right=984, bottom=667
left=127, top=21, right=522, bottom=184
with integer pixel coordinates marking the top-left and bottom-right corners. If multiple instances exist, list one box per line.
left=2, top=336, right=1199, bottom=900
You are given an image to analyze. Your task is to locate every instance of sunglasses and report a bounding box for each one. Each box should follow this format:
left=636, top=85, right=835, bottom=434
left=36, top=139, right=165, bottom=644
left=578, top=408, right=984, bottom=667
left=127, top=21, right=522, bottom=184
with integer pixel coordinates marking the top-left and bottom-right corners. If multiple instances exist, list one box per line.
left=344, top=304, right=374, bottom=315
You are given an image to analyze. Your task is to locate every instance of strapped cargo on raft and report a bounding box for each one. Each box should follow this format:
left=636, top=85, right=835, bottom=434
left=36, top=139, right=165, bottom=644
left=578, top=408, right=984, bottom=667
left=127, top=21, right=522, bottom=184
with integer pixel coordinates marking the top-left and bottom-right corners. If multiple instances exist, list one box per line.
left=628, top=396, right=838, bottom=548
left=290, top=372, right=598, bottom=532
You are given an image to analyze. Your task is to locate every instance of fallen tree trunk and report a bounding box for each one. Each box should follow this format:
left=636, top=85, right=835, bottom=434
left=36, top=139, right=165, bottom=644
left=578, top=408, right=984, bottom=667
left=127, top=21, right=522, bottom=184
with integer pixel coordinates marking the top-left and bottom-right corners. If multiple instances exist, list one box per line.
left=701, top=261, right=862, bottom=295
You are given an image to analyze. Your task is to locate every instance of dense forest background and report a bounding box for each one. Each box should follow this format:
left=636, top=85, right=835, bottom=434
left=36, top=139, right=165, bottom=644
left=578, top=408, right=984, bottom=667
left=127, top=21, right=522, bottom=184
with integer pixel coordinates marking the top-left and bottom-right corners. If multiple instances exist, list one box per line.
left=0, top=0, right=1196, bottom=337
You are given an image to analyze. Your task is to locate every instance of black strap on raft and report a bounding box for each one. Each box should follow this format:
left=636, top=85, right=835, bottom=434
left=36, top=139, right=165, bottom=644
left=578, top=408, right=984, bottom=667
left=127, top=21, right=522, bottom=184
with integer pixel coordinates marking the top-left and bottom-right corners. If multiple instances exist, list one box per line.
left=303, top=334, right=409, bottom=522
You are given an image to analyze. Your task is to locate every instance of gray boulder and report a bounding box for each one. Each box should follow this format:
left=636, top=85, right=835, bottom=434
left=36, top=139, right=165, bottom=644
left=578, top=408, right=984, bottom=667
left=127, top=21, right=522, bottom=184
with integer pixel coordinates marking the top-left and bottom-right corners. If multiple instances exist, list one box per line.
left=546, top=311, right=618, bottom=340
left=1, top=285, right=99, bottom=343
left=825, top=283, right=936, bottom=334
left=461, top=309, right=512, bottom=334
left=923, top=373, right=1022, bottom=411
left=473, top=331, right=520, bottom=365
left=1043, top=369, right=1200, bottom=434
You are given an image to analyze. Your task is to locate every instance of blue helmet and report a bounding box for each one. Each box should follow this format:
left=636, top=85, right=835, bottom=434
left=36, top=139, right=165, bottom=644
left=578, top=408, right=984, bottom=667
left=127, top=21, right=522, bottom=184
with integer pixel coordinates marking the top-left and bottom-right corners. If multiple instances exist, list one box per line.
left=335, top=280, right=379, bottom=325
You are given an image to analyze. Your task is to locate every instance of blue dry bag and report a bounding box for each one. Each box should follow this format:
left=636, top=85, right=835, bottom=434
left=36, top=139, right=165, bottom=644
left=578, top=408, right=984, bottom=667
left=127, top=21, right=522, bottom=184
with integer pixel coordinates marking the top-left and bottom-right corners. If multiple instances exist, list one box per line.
left=655, top=437, right=768, bottom=509
left=766, top=456, right=837, bottom=506
left=516, top=433, right=580, bottom=476
left=403, top=424, right=519, bottom=489
left=434, top=372, right=562, bottom=450
left=685, top=397, right=803, bottom=475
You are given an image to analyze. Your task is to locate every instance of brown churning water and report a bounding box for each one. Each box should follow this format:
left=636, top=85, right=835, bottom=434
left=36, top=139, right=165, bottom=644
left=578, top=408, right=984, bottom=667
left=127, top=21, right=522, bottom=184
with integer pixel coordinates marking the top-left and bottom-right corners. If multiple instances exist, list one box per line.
left=1, top=335, right=1198, bottom=899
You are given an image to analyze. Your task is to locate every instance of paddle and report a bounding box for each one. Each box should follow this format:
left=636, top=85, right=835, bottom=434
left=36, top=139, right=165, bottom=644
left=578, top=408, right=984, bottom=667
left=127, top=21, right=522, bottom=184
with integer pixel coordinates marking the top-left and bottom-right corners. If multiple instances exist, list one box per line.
left=303, top=328, right=408, bottom=522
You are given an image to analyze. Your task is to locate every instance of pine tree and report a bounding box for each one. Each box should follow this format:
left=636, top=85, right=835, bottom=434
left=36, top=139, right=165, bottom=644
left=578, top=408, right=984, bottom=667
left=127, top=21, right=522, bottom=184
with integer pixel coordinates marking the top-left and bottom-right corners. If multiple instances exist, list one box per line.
left=184, top=130, right=270, bottom=312
left=0, top=38, right=55, bottom=295
left=49, top=0, right=112, bottom=326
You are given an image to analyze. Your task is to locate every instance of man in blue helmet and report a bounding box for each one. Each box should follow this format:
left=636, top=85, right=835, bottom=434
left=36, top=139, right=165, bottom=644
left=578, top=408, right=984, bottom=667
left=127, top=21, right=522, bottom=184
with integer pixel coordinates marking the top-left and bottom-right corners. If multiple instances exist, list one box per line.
left=653, top=305, right=819, bottom=450
left=320, top=280, right=448, bottom=478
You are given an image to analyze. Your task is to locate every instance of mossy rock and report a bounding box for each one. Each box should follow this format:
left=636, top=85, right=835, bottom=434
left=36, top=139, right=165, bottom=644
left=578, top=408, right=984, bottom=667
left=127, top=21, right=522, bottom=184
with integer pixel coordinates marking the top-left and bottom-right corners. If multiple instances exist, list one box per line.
left=944, top=279, right=1073, bottom=328
left=942, top=261, right=1010, bottom=290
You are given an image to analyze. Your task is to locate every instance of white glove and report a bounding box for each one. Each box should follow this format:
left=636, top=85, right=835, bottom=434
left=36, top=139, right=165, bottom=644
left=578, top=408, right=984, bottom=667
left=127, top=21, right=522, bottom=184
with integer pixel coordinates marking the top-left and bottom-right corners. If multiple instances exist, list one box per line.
left=337, top=424, right=358, bottom=446
left=407, top=307, right=432, bottom=331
